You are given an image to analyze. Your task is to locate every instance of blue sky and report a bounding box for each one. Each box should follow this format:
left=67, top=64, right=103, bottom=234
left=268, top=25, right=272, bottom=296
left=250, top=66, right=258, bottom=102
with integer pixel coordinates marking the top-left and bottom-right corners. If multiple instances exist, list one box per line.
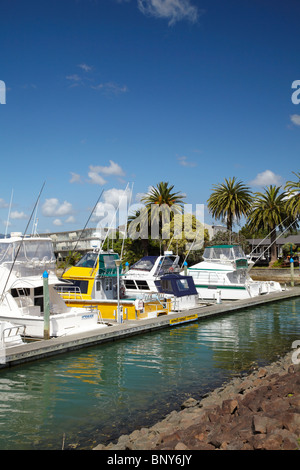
left=0, top=0, right=300, bottom=235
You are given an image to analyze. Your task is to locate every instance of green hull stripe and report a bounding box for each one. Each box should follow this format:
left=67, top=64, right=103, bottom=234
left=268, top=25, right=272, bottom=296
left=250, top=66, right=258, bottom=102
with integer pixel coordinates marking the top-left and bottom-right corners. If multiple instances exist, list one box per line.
left=195, top=284, right=246, bottom=290
left=189, top=268, right=233, bottom=272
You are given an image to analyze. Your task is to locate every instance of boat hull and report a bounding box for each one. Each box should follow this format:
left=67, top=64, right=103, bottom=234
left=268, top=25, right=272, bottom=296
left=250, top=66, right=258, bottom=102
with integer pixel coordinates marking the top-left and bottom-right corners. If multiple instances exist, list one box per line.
left=0, top=309, right=104, bottom=338
left=194, top=280, right=282, bottom=300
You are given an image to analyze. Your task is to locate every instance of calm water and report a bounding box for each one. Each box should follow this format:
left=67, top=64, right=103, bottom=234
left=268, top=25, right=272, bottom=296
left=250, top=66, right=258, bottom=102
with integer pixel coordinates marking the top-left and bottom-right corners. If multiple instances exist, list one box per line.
left=0, top=298, right=300, bottom=450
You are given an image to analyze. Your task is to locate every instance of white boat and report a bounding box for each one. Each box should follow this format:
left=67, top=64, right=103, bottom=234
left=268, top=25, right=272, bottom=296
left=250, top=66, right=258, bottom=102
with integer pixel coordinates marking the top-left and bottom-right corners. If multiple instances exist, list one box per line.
left=123, top=251, right=181, bottom=295
left=0, top=235, right=107, bottom=338
left=185, top=244, right=282, bottom=300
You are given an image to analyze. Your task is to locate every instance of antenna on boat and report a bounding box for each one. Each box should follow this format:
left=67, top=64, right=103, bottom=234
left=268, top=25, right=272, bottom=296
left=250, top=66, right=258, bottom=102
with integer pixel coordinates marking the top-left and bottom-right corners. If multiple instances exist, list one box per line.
left=60, top=189, right=105, bottom=275
left=249, top=217, right=299, bottom=265
left=100, top=183, right=130, bottom=255
left=121, top=182, right=134, bottom=260
left=31, top=199, right=40, bottom=236
left=4, top=189, right=13, bottom=238
left=181, top=223, right=205, bottom=268
left=0, top=182, right=46, bottom=303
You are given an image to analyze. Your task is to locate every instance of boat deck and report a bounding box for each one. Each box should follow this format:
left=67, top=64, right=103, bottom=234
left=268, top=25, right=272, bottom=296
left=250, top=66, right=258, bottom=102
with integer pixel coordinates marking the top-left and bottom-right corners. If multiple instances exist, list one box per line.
left=2, top=286, right=300, bottom=369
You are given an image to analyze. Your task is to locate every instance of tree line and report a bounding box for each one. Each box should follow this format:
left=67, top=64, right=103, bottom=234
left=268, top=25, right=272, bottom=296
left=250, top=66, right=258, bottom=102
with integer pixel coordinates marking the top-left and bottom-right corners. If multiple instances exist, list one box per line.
left=61, top=172, right=300, bottom=268
left=207, top=172, right=300, bottom=263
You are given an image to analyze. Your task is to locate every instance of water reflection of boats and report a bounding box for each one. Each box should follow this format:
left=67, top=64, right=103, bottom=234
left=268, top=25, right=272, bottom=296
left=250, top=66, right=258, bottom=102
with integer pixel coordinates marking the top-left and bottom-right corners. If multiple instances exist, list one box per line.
left=0, top=235, right=107, bottom=338
left=186, top=244, right=282, bottom=300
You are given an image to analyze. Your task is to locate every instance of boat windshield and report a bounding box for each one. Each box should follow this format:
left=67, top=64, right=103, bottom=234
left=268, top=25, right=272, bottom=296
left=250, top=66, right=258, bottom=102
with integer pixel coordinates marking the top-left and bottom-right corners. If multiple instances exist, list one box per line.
left=75, top=252, right=98, bottom=268
left=102, top=254, right=118, bottom=268
left=130, top=257, right=157, bottom=271
left=155, top=256, right=178, bottom=275
left=0, top=239, right=55, bottom=264
left=203, top=245, right=246, bottom=262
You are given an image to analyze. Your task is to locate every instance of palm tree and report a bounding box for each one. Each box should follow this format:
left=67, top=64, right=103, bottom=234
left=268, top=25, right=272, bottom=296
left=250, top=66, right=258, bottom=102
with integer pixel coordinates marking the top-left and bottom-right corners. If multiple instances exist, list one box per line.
left=246, top=185, right=291, bottom=263
left=126, top=208, right=150, bottom=256
left=141, top=182, right=185, bottom=244
left=141, top=181, right=185, bottom=210
left=285, top=171, right=300, bottom=219
left=207, top=177, right=253, bottom=232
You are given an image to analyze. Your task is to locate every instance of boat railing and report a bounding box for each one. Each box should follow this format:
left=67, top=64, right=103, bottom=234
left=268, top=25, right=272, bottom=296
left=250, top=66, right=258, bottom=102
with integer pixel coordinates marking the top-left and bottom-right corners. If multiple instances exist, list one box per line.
left=98, top=267, right=120, bottom=277
left=2, top=260, right=56, bottom=278
left=146, top=301, right=171, bottom=315
left=189, top=268, right=228, bottom=285
left=203, top=257, right=234, bottom=266
left=55, top=285, right=84, bottom=300
left=1, top=324, right=26, bottom=346
left=124, top=272, right=150, bottom=279
left=13, top=295, right=40, bottom=315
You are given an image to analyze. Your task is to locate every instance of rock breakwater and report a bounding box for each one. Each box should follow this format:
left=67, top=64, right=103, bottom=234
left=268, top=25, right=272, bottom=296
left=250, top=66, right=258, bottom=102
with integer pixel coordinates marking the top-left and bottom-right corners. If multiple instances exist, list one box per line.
left=94, top=351, right=300, bottom=451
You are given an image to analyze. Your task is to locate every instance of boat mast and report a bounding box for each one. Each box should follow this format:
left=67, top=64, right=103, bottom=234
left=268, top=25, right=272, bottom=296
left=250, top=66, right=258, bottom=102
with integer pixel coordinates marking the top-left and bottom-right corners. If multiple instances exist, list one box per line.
left=60, top=190, right=104, bottom=275
left=4, top=189, right=13, bottom=238
left=0, top=182, right=46, bottom=303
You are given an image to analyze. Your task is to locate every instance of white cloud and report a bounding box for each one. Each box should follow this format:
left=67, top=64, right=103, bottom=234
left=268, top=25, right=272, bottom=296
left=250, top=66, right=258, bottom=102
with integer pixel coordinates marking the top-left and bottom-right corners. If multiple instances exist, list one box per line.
left=88, top=169, right=107, bottom=185
left=10, top=211, right=27, bottom=219
left=88, top=160, right=125, bottom=185
left=103, top=187, right=132, bottom=207
left=78, top=63, right=93, bottom=72
left=53, top=219, right=63, bottom=226
left=70, top=172, right=82, bottom=183
left=0, top=199, right=8, bottom=208
left=93, top=160, right=125, bottom=176
left=177, top=155, right=197, bottom=167
left=249, top=170, right=283, bottom=187
left=290, top=114, right=300, bottom=126
left=66, top=74, right=81, bottom=82
left=90, top=82, right=128, bottom=95
left=93, top=187, right=133, bottom=228
left=137, top=0, right=199, bottom=26
left=42, top=198, right=73, bottom=217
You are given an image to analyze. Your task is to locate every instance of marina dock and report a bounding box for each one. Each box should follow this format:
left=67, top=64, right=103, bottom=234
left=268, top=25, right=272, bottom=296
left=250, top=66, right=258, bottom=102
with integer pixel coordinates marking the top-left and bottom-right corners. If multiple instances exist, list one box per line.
left=2, top=286, right=300, bottom=370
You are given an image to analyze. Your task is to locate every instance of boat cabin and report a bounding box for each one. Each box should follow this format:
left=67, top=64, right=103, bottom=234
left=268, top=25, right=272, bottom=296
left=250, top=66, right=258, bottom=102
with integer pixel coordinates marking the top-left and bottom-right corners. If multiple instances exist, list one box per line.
left=60, top=250, right=123, bottom=301
left=154, top=273, right=198, bottom=310
left=203, top=245, right=248, bottom=269
left=123, top=252, right=180, bottom=293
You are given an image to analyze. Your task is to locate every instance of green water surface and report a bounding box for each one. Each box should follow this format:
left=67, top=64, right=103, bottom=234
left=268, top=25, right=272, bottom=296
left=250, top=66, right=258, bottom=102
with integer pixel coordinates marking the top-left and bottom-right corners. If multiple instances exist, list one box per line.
left=0, top=298, right=299, bottom=450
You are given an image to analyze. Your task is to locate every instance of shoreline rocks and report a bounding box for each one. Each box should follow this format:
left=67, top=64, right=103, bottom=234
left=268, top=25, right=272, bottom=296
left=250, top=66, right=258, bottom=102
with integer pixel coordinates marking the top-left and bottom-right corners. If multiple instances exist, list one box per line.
left=94, top=350, right=300, bottom=451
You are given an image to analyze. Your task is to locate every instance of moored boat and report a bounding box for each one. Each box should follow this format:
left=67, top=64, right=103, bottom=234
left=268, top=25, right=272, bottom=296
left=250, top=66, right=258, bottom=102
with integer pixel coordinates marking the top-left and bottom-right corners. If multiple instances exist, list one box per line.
left=185, top=244, right=282, bottom=300
left=58, top=249, right=172, bottom=320
left=0, top=235, right=107, bottom=338
left=122, top=251, right=181, bottom=295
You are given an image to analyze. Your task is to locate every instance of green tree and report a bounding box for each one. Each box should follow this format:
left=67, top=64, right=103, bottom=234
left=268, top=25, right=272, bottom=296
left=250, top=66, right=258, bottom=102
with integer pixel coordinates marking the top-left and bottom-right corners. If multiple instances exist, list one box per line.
left=161, top=212, right=209, bottom=261
left=207, top=177, right=253, bottom=232
left=140, top=182, right=185, bottom=249
left=141, top=181, right=185, bottom=210
left=246, top=185, right=292, bottom=263
left=210, top=230, right=250, bottom=254
left=284, top=171, right=300, bottom=219
left=126, top=208, right=151, bottom=256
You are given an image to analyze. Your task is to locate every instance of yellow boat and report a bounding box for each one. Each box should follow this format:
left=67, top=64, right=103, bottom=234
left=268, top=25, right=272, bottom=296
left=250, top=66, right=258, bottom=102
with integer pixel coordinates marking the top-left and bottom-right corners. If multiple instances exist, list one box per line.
left=57, top=250, right=171, bottom=322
